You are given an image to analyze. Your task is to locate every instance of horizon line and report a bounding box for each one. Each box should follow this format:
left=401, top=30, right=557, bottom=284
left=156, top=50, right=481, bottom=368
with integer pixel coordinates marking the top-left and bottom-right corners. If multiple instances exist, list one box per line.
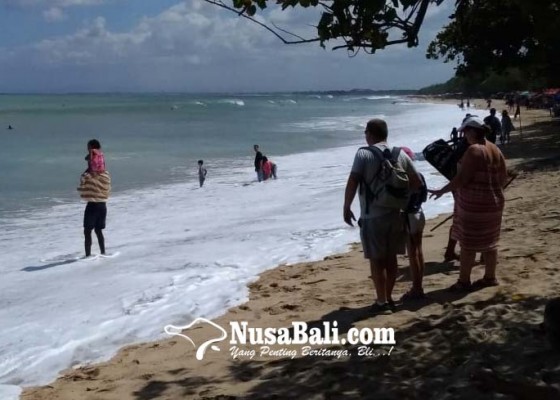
left=0, top=88, right=420, bottom=96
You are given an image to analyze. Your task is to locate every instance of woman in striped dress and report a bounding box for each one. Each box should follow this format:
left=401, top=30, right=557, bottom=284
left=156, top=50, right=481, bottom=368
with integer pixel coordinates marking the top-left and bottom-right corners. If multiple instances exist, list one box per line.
left=429, top=116, right=508, bottom=291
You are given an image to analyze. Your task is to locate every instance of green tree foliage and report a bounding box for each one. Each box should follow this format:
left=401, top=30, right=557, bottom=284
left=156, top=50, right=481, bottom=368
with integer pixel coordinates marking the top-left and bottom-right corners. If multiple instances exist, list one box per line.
left=418, top=68, right=529, bottom=96
left=204, top=0, right=444, bottom=53
left=427, top=0, right=560, bottom=86
left=205, top=0, right=560, bottom=88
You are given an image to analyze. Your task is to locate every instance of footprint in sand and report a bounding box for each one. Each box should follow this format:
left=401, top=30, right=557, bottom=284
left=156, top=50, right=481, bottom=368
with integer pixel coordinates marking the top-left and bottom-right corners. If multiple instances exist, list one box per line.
left=263, top=303, right=301, bottom=315
left=281, top=304, right=300, bottom=311
left=281, top=285, right=301, bottom=292
left=303, top=279, right=327, bottom=285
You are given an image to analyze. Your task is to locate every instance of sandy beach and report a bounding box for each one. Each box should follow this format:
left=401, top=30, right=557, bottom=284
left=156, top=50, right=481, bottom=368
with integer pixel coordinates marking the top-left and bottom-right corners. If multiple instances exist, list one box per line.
left=22, top=101, right=560, bottom=399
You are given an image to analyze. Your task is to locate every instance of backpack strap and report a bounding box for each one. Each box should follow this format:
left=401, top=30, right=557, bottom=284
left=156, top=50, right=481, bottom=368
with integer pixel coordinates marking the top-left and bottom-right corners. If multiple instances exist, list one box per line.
left=359, top=146, right=386, bottom=181
left=359, top=145, right=385, bottom=159
left=390, top=147, right=401, bottom=163
left=358, top=146, right=387, bottom=214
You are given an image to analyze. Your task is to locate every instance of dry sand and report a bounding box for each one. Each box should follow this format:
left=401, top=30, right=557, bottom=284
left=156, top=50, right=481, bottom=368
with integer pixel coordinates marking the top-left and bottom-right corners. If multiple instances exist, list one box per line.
left=22, top=100, right=560, bottom=400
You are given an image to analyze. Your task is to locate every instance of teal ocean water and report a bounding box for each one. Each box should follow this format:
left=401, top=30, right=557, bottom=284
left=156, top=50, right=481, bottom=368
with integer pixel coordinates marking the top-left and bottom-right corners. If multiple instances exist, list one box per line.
left=0, top=93, right=402, bottom=217
left=0, top=93, right=467, bottom=398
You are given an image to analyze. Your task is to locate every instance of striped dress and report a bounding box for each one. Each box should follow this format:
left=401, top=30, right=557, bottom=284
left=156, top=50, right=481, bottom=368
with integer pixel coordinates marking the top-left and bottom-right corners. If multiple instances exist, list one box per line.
left=452, top=142, right=506, bottom=251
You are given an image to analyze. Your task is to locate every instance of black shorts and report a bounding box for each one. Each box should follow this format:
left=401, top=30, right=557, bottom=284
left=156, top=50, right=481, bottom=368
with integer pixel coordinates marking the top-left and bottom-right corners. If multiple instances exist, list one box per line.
left=84, top=202, right=107, bottom=230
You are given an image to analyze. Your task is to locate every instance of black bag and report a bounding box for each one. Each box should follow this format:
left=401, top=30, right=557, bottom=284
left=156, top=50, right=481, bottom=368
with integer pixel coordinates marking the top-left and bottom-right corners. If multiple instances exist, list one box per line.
left=423, top=138, right=470, bottom=181
left=422, top=139, right=457, bottom=181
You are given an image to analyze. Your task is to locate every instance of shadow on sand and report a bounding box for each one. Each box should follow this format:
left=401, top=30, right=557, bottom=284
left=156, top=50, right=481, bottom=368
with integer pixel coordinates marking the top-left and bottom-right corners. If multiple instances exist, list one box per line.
left=132, top=294, right=560, bottom=400
left=21, top=258, right=81, bottom=272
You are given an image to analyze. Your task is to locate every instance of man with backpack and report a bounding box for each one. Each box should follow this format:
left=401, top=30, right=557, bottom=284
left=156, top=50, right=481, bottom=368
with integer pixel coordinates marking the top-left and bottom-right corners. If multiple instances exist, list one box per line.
left=343, top=119, right=422, bottom=314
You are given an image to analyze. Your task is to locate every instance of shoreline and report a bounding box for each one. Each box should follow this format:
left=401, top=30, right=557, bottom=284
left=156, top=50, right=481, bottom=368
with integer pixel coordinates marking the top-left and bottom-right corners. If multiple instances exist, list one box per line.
left=1, top=98, right=457, bottom=399
left=21, top=101, right=560, bottom=399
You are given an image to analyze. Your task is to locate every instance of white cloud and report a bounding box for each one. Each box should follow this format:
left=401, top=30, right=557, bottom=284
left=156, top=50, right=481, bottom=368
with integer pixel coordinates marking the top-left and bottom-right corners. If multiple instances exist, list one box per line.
left=1, top=0, right=104, bottom=7
left=43, top=7, right=66, bottom=22
left=0, top=0, right=455, bottom=92
left=26, top=1, right=279, bottom=66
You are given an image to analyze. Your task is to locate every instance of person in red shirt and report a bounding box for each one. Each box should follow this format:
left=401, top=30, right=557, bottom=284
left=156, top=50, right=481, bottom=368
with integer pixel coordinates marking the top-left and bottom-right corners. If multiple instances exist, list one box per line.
left=262, top=156, right=272, bottom=180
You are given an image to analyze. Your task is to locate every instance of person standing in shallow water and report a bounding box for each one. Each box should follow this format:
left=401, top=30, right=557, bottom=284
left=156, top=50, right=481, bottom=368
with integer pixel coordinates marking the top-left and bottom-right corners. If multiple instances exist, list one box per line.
left=78, top=139, right=111, bottom=258
left=253, top=144, right=264, bottom=182
left=198, top=160, right=207, bottom=187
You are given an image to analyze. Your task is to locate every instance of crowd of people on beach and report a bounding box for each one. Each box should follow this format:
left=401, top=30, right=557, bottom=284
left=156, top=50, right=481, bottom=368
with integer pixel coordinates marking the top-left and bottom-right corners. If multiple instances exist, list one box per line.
left=75, top=140, right=280, bottom=258
left=457, top=101, right=516, bottom=146
left=77, top=113, right=510, bottom=310
left=69, top=105, right=560, bottom=388
left=344, top=116, right=509, bottom=314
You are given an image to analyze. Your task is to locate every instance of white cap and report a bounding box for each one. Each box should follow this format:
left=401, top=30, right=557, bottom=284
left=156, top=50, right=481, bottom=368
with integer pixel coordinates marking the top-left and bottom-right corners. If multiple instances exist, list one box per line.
left=459, top=116, right=485, bottom=132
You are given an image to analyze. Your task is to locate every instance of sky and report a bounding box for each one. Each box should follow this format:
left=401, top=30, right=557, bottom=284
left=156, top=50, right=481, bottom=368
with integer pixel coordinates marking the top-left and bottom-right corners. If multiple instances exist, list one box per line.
left=0, top=0, right=456, bottom=93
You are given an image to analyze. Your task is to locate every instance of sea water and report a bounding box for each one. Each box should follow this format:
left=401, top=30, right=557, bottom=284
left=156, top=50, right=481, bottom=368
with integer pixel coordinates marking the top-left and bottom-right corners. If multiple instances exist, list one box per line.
left=0, top=93, right=466, bottom=397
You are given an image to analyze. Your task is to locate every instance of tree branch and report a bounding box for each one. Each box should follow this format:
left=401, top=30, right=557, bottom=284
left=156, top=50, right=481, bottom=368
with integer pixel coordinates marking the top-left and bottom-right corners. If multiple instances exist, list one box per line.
left=409, top=0, right=431, bottom=41
left=332, top=37, right=410, bottom=51
left=202, top=0, right=321, bottom=45
left=271, top=22, right=312, bottom=42
left=203, top=0, right=433, bottom=52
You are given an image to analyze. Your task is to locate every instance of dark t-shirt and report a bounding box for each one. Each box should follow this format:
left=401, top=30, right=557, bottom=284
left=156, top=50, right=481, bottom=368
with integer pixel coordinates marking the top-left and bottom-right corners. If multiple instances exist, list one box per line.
left=484, top=115, right=502, bottom=143
left=254, top=151, right=263, bottom=171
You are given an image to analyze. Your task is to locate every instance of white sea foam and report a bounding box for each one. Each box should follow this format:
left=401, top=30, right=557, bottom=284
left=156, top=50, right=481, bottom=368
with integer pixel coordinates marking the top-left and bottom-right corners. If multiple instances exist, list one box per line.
left=0, top=102, right=463, bottom=397
left=219, top=99, right=245, bottom=106
left=343, top=95, right=393, bottom=102
left=285, top=114, right=386, bottom=132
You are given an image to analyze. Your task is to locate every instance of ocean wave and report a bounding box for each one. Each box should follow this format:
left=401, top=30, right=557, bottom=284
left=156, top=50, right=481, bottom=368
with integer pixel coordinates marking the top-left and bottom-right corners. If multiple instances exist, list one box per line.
left=285, top=114, right=385, bottom=131
left=219, top=99, right=245, bottom=107
left=280, top=99, right=297, bottom=105
left=194, top=101, right=207, bottom=107
left=343, top=95, right=392, bottom=102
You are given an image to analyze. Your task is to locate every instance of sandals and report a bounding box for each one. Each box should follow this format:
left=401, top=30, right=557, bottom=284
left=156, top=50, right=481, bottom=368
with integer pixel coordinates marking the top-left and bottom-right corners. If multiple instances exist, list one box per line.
left=448, top=277, right=498, bottom=292
left=472, top=277, right=499, bottom=289
left=448, top=280, right=472, bottom=292
left=401, top=290, right=426, bottom=301
left=370, top=302, right=393, bottom=315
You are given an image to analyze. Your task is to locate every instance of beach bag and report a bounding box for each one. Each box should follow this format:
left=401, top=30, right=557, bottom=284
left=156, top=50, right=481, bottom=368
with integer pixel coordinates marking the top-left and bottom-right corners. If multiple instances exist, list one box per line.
left=422, top=139, right=457, bottom=181
left=360, top=146, right=410, bottom=212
